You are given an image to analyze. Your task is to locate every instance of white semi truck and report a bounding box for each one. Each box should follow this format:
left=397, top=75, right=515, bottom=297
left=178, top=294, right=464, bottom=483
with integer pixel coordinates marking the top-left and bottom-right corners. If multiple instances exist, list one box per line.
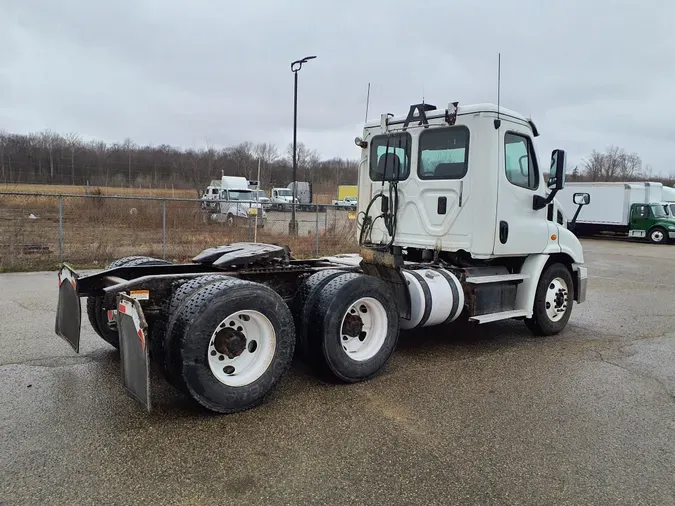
left=54, top=101, right=589, bottom=414
left=201, top=176, right=267, bottom=227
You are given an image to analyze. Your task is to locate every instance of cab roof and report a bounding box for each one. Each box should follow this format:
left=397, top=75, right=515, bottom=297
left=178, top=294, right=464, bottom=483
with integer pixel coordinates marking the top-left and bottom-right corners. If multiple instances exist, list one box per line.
left=364, top=102, right=537, bottom=135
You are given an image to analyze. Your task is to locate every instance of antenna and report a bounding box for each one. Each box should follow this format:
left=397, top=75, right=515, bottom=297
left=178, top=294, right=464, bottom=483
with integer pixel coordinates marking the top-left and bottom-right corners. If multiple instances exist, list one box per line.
left=494, top=53, right=501, bottom=129
left=364, top=82, right=371, bottom=123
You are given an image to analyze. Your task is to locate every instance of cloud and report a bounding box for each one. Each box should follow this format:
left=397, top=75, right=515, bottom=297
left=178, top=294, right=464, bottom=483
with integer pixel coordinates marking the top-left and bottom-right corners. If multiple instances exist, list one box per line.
left=2, top=0, right=675, bottom=175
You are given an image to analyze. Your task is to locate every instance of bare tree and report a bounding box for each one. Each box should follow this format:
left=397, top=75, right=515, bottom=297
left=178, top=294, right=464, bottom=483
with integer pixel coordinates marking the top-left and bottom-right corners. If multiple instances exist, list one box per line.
left=227, top=142, right=255, bottom=179
left=122, top=137, right=137, bottom=185
left=583, top=146, right=644, bottom=182
left=63, top=132, right=82, bottom=185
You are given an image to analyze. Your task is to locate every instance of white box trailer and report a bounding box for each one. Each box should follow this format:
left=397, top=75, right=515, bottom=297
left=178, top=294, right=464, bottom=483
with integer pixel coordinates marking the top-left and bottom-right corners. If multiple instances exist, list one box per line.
left=557, top=181, right=675, bottom=243
left=557, top=182, right=662, bottom=226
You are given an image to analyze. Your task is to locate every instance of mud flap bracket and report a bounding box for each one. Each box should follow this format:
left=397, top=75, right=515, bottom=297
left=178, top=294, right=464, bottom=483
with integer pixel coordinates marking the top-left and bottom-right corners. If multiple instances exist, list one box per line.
left=116, top=294, right=152, bottom=412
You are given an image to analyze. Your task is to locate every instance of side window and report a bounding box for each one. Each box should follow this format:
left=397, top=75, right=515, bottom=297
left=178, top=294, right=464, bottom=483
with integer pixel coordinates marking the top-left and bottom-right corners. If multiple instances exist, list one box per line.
left=634, top=205, right=648, bottom=219
left=504, top=132, right=538, bottom=190
left=418, top=126, right=469, bottom=180
left=369, top=133, right=412, bottom=181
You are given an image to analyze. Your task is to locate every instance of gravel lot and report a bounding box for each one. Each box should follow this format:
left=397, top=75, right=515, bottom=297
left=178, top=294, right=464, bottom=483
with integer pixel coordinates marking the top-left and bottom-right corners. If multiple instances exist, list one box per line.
left=1, top=238, right=674, bottom=505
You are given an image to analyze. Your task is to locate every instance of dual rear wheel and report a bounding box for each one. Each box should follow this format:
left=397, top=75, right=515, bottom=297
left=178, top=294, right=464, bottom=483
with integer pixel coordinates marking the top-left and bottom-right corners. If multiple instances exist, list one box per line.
left=165, top=271, right=399, bottom=413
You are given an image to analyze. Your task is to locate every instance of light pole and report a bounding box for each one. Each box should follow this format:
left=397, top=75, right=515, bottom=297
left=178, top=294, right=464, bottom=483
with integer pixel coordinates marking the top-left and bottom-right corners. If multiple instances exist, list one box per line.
left=288, top=55, right=316, bottom=236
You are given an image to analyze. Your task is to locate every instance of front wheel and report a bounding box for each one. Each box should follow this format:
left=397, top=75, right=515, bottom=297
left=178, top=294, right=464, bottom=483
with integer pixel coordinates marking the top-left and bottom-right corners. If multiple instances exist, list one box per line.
left=648, top=226, right=667, bottom=244
left=524, top=263, right=574, bottom=336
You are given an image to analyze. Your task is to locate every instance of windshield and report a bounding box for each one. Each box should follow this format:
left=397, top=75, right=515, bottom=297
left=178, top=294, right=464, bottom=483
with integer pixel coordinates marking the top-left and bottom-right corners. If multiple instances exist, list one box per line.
left=651, top=205, right=668, bottom=218
left=276, top=189, right=292, bottom=196
left=227, top=190, right=254, bottom=201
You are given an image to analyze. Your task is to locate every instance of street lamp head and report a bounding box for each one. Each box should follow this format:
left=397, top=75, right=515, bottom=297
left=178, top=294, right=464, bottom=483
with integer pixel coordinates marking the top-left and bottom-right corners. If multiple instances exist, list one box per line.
left=291, top=55, right=317, bottom=72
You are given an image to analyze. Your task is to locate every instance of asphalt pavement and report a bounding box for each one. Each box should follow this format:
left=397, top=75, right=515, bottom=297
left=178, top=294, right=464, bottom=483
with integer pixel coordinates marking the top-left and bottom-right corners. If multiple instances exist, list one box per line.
left=1, top=238, right=675, bottom=505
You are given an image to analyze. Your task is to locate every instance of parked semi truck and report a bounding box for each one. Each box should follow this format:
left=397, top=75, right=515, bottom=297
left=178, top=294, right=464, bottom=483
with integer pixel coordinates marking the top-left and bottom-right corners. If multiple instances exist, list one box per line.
left=271, top=182, right=326, bottom=212
left=54, top=101, right=589, bottom=414
left=201, top=176, right=267, bottom=227
left=557, top=181, right=675, bottom=243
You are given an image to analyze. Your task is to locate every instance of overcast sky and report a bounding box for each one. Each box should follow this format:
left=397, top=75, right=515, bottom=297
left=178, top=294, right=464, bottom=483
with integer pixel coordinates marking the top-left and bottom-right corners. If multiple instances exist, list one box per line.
left=2, top=0, right=674, bottom=175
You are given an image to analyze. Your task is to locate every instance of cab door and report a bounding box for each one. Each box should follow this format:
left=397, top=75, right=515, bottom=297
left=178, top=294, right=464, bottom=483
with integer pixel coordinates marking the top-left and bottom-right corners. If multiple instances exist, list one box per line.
left=628, top=204, right=650, bottom=237
left=492, top=128, right=551, bottom=255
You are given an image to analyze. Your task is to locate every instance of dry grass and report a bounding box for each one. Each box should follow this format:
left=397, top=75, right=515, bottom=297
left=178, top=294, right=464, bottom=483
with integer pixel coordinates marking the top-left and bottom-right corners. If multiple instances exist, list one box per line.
left=0, top=183, right=336, bottom=203
left=0, top=192, right=357, bottom=272
left=0, top=183, right=196, bottom=198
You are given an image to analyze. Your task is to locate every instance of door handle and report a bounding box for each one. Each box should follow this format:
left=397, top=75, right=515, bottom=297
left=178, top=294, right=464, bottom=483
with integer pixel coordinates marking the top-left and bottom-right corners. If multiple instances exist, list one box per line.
left=499, top=221, right=508, bottom=244
left=437, top=196, right=447, bottom=215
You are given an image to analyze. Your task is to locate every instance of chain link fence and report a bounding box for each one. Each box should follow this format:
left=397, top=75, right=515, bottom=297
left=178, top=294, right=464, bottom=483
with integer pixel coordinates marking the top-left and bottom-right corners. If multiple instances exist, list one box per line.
left=0, top=192, right=359, bottom=271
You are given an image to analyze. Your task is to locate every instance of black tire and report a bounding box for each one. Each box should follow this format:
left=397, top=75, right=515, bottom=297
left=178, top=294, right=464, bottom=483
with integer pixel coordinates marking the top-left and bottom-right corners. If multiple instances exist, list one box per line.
left=291, top=269, right=351, bottom=361
left=171, top=278, right=296, bottom=414
left=524, top=262, right=574, bottom=336
left=86, top=256, right=170, bottom=349
left=648, top=226, right=667, bottom=244
left=308, top=273, right=399, bottom=383
left=156, top=274, right=231, bottom=390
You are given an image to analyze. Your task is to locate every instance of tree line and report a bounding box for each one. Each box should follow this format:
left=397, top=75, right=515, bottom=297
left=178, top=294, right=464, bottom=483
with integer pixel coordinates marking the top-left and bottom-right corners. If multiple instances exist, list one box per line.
left=569, top=145, right=675, bottom=186
left=2, top=130, right=673, bottom=193
left=0, top=130, right=359, bottom=195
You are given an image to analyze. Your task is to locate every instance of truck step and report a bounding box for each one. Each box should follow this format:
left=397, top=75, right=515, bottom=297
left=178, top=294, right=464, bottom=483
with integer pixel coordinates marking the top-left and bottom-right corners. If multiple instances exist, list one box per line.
left=465, top=273, right=529, bottom=284
left=469, top=309, right=529, bottom=324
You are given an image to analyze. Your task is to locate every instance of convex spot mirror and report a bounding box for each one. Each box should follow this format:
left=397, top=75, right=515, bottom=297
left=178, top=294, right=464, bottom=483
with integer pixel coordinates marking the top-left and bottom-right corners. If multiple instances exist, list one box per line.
left=573, top=192, right=591, bottom=205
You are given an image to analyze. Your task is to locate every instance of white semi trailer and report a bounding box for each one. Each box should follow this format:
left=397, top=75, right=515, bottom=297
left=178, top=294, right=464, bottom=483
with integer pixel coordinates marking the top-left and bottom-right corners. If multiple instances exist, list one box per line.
left=54, top=101, right=589, bottom=414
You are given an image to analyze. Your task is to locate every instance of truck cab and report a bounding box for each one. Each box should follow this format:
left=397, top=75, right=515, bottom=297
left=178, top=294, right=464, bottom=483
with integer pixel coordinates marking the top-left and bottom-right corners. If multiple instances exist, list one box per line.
left=356, top=103, right=584, bottom=262
left=629, top=203, right=675, bottom=243
left=354, top=102, right=588, bottom=333
left=271, top=188, right=297, bottom=210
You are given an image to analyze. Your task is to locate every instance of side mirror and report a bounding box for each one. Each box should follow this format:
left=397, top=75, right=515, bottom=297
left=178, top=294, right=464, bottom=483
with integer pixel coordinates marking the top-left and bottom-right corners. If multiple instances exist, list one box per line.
left=548, top=149, right=567, bottom=190
left=573, top=192, right=590, bottom=206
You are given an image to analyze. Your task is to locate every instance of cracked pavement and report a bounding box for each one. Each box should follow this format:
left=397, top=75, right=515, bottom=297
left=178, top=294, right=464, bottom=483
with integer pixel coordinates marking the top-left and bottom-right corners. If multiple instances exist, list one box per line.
left=1, top=238, right=675, bottom=505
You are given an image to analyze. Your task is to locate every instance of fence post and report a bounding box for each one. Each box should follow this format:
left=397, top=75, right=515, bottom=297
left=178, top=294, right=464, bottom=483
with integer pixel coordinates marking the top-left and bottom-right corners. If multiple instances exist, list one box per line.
left=315, top=204, right=319, bottom=256
left=162, top=199, right=167, bottom=259
left=58, top=195, right=63, bottom=262
left=248, top=216, right=253, bottom=241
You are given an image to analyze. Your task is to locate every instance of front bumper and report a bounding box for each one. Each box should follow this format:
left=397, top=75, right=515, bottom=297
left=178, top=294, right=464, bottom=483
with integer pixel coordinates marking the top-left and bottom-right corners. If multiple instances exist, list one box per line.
left=573, top=264, right=587, bottom=303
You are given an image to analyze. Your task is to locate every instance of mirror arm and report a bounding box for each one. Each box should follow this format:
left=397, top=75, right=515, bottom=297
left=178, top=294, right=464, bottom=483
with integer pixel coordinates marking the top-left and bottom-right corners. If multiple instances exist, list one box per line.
left=533, top=188, right=558, bottom=211
left=568, top=203, right=586, bottom=232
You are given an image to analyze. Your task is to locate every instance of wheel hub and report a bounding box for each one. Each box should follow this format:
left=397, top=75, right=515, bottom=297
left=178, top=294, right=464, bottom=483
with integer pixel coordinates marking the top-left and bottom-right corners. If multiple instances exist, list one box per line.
left=213, top=327, right=247, bottom=359
left=342, top=313, right=363, bottom=338
left=545, top=278, right=569, bottom=322
left=207, top=310, right=277, bottom=387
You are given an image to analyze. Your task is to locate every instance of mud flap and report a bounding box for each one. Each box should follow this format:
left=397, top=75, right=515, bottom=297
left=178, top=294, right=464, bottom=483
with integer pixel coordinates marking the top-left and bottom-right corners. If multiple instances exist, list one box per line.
left=55, top=264, right=82, bottom=353
left=116, top=294, right=152, bottom=412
